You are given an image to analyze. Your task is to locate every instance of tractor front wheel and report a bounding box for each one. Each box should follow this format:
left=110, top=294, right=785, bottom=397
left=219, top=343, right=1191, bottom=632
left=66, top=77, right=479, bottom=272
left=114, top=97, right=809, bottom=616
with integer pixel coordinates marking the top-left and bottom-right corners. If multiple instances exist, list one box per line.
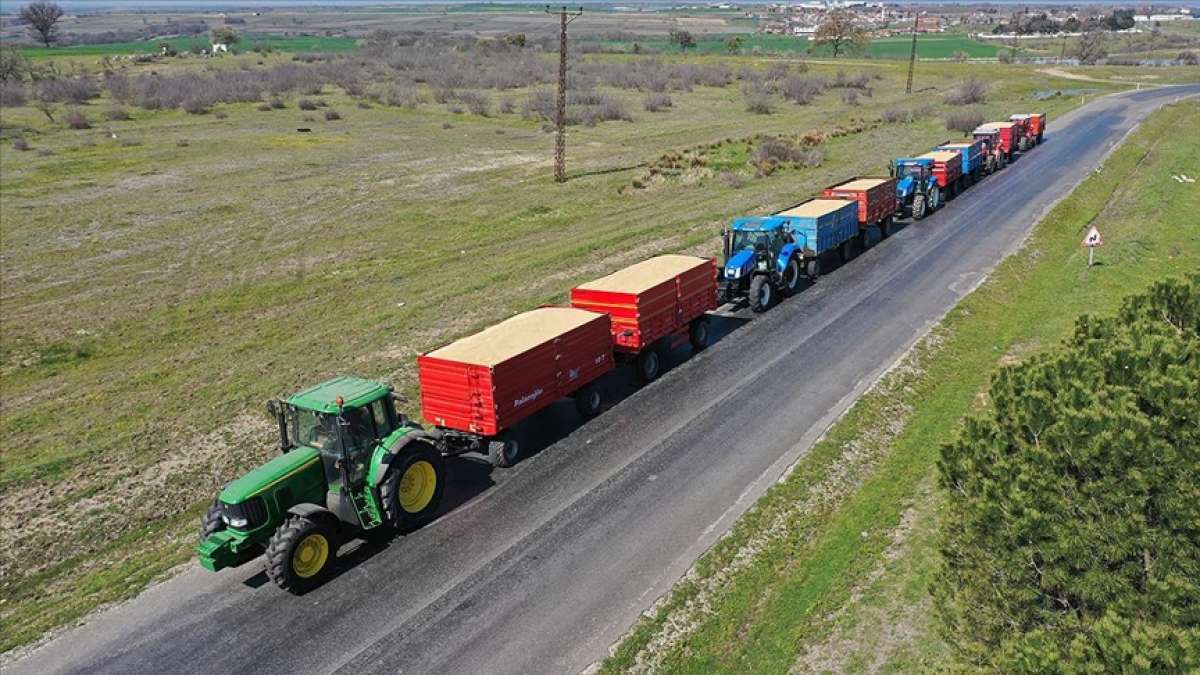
left=199, top=499, right=224, bottom=540
left=749, top=275, right=772, bottom=313
left=382, top=443, right=446, bottom=530
left=265, top=515, right=337, bottom=594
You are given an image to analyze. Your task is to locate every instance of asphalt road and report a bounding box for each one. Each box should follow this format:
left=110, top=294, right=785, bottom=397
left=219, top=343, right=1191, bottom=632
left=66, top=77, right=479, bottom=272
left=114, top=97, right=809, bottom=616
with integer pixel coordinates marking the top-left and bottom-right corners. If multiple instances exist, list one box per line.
left=11, top=84, right=1198, bottom=675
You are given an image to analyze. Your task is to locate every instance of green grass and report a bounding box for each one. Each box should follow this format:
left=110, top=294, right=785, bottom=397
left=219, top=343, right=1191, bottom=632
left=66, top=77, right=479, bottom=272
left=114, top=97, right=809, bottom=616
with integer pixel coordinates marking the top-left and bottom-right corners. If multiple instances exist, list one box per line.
left=588, top=33, right=1000, bottom=59
left=15, top=34, right=358, bottom=58
left=600, top=99, right=1200, bottom=673
left=0, top=52, right=1128, bottom=653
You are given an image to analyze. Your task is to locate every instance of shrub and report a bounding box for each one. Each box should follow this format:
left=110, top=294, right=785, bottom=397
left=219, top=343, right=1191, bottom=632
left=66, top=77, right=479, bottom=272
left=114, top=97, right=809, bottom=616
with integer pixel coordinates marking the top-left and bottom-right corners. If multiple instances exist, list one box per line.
left=302, top=114, right=316, bottom=122
left=64, top=109, right=90, bottom=129
left=881, top=107, right=915, bottom=124
left=718, top=170, right=744, bottom=188
left=176, top=138, right=190, bottom=147
left=744, top=92, right=772, bottom=115
left=181, top=98, right=209, bottom=114
left=356, top=101, right=371, bottom=109
left=297, top=98, right=318, bottom=110
left=944, top=78, right=988, bottom=105
left=945, top=108, right=985, bottom=135
left=269, top=97, right=286, bottom=109
left=1179, top=50, right=1199, bottom=65
left=458, top=90, right=490, bottom=116
left=933, top=276, right=1200, bottom=671
left=104, top=106, right=131, bottom=121
left=643, top=92, right=672, bottom=112
left=0, top=82, right=28, bottom=108
left=765, top=62, right=790, bottom=81
left=324, top=108, right=341, bottom=120
left=442, top=122, right=453, bottom=129
left=37, top=77, right=99, bottom=104
left=840, top=89, right=859, bottom=106
left=12, top=138, right=30, bottom=151
left=257, top=102, right=272, bottom=111
left=214, top=110, right=228, bottom=119
left=780, top=75, right=823, bottom=105
left=499, top=96, right=515, bottom=114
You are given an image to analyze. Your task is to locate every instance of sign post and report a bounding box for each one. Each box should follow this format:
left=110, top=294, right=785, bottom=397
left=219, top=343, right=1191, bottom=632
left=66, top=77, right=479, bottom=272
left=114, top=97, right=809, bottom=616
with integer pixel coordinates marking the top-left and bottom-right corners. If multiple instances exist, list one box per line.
left=1082, top=226, right=1104, bottom=266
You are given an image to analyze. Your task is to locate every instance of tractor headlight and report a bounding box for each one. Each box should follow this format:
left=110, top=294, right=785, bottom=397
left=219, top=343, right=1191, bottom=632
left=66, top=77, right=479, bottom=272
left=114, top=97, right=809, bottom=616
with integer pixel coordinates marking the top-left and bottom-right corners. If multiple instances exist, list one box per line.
left=223, top=515, right=249, bottom=528
left=727, top=267, right=740, bottom=279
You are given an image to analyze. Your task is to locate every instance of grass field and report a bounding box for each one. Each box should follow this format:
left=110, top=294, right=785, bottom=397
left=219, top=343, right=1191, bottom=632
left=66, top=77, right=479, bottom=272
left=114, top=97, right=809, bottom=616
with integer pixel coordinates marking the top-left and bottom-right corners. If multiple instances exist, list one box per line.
left=600, top=99, right=1200, bottom=673
left=589, top=32, right=1002, bottom=59
left=15, top=34, right=359, bottom=58
left=0, top=46, right=1172, bottom=653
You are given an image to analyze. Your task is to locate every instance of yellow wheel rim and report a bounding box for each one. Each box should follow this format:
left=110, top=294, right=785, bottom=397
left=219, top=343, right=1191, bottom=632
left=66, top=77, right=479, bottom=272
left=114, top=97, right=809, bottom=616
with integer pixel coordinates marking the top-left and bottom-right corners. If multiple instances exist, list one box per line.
left=292, top=533, right=329, bottom=579
left=398, top=460, right=437, bottom=514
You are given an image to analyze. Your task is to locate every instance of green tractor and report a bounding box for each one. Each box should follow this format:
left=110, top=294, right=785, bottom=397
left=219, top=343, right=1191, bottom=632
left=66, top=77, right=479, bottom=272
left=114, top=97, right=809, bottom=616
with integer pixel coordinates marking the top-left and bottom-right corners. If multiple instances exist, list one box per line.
left=196, top=376, right=446, bottom=593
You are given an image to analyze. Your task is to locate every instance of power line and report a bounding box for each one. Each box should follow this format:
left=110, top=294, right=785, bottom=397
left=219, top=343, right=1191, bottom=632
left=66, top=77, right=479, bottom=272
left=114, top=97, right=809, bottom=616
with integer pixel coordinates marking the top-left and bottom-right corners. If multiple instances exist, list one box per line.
left=547, top=5, right=583, bottom=184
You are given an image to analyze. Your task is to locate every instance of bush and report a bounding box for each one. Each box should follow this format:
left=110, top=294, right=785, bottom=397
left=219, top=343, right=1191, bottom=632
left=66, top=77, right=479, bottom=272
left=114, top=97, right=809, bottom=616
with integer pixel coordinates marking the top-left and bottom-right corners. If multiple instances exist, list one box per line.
left=742, top=81, right=772, bottom=114
left=457, top=90, right=490, bottom=116
left=1179, top=50, right=1199, bottom=66
left=934, top=276, right=1200, bottom=672
left=643, top=92, right=672, bottom=112
left=356, top=101, right=370, bottom=109
left=0, top=82, right=28, bottom=108
left=324, top=108, right=341, bottom=120
left=181, top=98, right=210, bottom=114
left=64, top=109, right=90, bottom=129
left=269, top=97, right=286, bottom=109
left=12, top=138, right=30, bottom=151
left=499, top=96, right=515, bottom=114
left=840, top=89, right=859, bottom=106
left=104, top=106, right=131, bottom=121
left=257, top=102, right=272, bottom=111
left=945, top=108, right=985, bottom=135
left=214, top=110, right=228, bottom=119
left=176, top=138, right=190, bottom=147
left=780, top=75, right=824, bottom=105
left=37, top=77, right=99, bottom=104
left=881, top=107, right=915, bottom=124
left=944, top=78, right=988, bottom=105
left=297, top=98, right=318, bottom=110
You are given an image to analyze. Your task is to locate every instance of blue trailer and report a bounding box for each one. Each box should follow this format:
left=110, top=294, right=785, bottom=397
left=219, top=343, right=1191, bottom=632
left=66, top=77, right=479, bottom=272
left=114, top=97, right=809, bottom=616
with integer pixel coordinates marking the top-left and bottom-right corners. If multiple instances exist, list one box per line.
left=936, top=138, right=986, bottom=188
left=719, top=199, right=859, bottom=312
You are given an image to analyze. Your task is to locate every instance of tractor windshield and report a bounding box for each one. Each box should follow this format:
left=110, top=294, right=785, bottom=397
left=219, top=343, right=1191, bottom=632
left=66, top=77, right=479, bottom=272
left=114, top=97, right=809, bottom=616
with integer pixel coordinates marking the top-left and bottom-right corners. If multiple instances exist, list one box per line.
left=290, top=408, right=338, bottom=452
left=899, top=164, right=927, bottom=180
left=731, top=230, right=779, bottom=253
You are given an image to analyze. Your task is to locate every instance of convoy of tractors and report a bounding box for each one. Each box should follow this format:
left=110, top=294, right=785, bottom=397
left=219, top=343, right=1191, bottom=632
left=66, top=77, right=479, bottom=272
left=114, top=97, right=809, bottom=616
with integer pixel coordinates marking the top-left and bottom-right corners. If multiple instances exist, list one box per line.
left=197, top=112, right=1048, bottom=591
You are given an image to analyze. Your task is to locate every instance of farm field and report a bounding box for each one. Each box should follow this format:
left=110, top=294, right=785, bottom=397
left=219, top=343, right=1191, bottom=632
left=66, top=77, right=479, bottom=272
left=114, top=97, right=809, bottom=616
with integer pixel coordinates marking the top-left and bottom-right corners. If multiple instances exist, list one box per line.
left=15, top=34, right=359, bottom=58
left=601, top=99, right=1200, bottom=673
left=0, top=32, right=1189, bottom=655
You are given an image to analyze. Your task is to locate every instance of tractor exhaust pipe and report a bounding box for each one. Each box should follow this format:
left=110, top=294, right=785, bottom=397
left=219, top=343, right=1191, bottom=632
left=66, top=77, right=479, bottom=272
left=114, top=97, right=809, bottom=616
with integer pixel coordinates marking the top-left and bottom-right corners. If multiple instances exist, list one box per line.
left=266, top=399, right=292, bottom=454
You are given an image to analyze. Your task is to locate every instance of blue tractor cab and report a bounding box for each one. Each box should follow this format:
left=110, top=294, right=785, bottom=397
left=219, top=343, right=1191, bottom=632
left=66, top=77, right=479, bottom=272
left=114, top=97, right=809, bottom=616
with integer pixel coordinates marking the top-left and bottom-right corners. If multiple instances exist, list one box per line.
left=719, top=216, right=809, bottom=313
left=891, top=157, right=941, bottom=220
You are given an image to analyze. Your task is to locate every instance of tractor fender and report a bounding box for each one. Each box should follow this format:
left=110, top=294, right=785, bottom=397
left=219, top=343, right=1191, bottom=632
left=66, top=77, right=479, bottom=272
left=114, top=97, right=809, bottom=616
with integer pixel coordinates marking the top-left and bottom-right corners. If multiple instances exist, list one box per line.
left=776, top=243, right=799, bottom=273
left=369, top=429, right=443, bottom=488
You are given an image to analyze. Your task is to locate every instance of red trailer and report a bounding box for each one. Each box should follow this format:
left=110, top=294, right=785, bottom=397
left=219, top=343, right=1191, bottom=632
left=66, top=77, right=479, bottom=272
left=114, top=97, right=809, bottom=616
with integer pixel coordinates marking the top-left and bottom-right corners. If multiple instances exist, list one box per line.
left=1010, top=113, right=1047, bottom=146
left=972, top=127, right=1006, bottom=173
left=820, top=176, right=900, bottom=244
left=976, top=121, right=1022, bottom=160
left=570, top=254, right=717, bottom=383
left=918, top=151, right=965, bottom=197
left=418, top=306, right=614, bottom=466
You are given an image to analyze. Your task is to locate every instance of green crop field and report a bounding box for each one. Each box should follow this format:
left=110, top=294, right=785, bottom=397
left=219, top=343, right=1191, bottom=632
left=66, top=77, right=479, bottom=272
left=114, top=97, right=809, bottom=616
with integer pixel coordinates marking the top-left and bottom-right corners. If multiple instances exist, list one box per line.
left=588, top=33, right=1001, bottom=59
left=2, top=36, right=1187, bottom=654
left=15, top=34, right=358, bottom=58
left=601, top=99, right=1200, bottom=674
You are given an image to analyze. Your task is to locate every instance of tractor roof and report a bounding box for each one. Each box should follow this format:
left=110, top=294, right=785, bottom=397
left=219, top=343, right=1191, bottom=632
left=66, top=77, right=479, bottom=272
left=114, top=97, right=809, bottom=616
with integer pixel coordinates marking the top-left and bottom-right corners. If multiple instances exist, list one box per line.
left=288, top=376, right=390, bottom=413
left=895, top=157, right=934, bottom=165
left=730, top=216, right=788, bottom=231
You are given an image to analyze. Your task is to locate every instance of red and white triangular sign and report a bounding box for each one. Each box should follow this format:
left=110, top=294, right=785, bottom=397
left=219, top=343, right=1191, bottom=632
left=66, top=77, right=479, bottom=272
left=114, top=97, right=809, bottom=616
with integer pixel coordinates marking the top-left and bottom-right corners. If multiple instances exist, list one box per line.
left=1082, top=226, right=1104, bottom=247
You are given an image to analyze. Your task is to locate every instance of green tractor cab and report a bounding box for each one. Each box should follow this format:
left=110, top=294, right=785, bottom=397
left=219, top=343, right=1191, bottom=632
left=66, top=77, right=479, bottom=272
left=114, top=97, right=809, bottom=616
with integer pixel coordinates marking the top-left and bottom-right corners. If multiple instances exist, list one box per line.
left=196, top=376, right=446, bottom=593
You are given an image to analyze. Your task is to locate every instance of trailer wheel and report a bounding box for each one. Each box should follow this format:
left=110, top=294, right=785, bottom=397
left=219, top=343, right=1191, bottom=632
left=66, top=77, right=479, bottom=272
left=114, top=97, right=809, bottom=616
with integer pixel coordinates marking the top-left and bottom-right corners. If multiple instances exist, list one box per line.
left=805, top=257, right=821, bottom=280
left=381, top=442, right=446, bottom=530
left=199, top=499, right=225, bottom=540
left=689, top=317, right=710, bottom=351
left=838, top=239, right=854, bottom=263
left=858, top=228, right=872, bottom=251
left=574, top=382, right=603, bottom=418
left=912, top=194, right=927, bottom=220
left=636, top=348, right=661, bottom=383
left=265, top=515, right=337, bottom=594
left=749, top=275, right=772, bottom=313
left=879, top=217, right=893, bottom=239
left=780, top=257, right=802, bottom=297
left=488, top=433, right=521, bottom=468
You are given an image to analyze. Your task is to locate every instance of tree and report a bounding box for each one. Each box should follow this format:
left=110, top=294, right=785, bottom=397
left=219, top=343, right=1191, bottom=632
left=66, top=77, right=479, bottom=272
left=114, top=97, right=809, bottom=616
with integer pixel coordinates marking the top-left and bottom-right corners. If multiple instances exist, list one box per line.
left=1063, top=17, right=1082, bottom=33
left=20, top=1, right=64, bottom=48
left=504, top=32, right=526, bottom=48
left=669, top=29, right=695, bottom=51
left=934, top=276, right=1200, bottom=671
left=1076, top=30, right=1108, bottom=65
left=211, top=26, right=240, bottom=47
left=0, top=44, right=30, bottom=82
left=724, top=35, right=743, bottom=54
left=810, top=10, right=868, bottom=58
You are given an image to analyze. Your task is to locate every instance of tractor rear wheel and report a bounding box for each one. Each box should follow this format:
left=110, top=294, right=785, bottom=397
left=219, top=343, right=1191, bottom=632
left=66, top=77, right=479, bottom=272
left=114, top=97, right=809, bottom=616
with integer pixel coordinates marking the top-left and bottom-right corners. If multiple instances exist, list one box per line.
left=199, top=499, right=224, bottom=540
left=749, top=275, right=772, bottom=313
left=912, top=195, right=927, bottom=220
left=488, top=433, right=521, bottom=468
left=636, top=347, right=662, bottom=383
left=780, top=257, right=802, bottom=297
left=265, top=515, right=337, bottom=594
left=689, top=317, right=710, bottom=351
left=574, top=382, right=603, bottom=418
left=931, top=187, right=942, bottom=210
left=381, top=443, right=446, bottom=530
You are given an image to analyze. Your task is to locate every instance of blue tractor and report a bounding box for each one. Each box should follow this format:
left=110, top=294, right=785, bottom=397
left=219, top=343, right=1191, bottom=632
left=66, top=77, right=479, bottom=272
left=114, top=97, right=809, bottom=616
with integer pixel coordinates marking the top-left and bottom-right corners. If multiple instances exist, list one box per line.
left=891, top=158, right=942, bottom=221
left=718, top=216, right=814, bottom=313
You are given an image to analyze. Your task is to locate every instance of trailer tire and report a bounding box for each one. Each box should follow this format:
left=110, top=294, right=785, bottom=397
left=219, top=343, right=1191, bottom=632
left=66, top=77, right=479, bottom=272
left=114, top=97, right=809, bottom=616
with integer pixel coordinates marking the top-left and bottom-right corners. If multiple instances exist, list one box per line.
left=749, top=275, right=772, bottom=313
left=858, top=227, right=872, bottom=251
left=805, top=257, right=821, bottom=280
left=689, top=317, right=710, bottom=351
left=879, top=216, right=893, bottom=239
left=574, top=382, right=604, bottom=418
left=265, top=515, right=337, bottom=594
left=200, top=499, right=225, bottom=540
left=780, top=257, right=802, bottom=297
left=912, top=194, right=927, bottom=220
left=488, top=433, right=521, bottom=468
left=636, top=348, right=662, bottom=383
left=839, top=239, right=853, bottom=263
left=381, top=443, right=446, bottom=531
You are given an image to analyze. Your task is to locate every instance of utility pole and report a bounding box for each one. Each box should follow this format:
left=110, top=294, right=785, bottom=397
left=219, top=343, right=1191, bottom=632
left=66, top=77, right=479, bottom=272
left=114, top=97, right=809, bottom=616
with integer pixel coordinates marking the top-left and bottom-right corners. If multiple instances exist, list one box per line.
left=547, top=5, right=582, bottom=183
left=905, top=13, right=919, bottom=94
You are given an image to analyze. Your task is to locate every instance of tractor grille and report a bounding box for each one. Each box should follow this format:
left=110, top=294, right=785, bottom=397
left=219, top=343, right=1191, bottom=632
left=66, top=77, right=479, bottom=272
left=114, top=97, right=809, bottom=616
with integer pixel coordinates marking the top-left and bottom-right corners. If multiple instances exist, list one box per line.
left=223, top=497, right=268, bottom=530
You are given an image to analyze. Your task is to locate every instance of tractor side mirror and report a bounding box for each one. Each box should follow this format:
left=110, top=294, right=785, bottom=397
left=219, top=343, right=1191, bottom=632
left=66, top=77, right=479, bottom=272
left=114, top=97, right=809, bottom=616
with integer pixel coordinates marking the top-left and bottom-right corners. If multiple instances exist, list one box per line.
left=266, top=399, right=279, bottom=416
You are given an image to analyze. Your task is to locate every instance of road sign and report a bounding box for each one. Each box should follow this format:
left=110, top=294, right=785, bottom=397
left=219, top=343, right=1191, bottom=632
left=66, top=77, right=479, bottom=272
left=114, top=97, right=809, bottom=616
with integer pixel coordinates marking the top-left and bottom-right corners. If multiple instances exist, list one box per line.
left=1082, top=226, right=1104, bottom=248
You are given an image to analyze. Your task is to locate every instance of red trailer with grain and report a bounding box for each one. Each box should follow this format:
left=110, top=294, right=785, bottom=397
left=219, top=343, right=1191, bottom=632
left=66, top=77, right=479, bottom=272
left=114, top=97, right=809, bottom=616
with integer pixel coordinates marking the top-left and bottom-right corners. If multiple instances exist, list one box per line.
left=918, top=151, right=964, bottom=198
left=570, top=254, right=717, bottom=383
left=1010, top=113, right=1046, bottom=147
left=820, top=176, right=900, bottom=245
left=418, top=306, right=614, bottom=466
left=975, top=121, right=1022, bottom=161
